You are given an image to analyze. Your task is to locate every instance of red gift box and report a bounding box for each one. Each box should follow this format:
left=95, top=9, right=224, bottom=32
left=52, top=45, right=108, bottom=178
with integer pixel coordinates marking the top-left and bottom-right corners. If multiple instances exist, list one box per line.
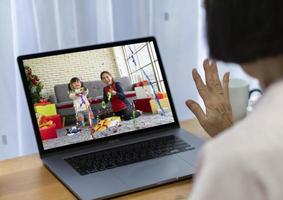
left=155, top=92, right=164, bottom=99
left=45, top=114, right=62, bottom=129
left=34, top=99, right=51, bottom=106
left=133, top=80, right=149, bottom=88
left=134, top=97, right=152, bottom=112
left=40, top=124, right=57, bottom=140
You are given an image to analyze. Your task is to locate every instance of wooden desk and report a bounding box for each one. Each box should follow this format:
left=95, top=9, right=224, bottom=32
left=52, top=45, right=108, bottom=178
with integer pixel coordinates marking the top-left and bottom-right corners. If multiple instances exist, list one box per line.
left=0, top=119, right=208, bottom=200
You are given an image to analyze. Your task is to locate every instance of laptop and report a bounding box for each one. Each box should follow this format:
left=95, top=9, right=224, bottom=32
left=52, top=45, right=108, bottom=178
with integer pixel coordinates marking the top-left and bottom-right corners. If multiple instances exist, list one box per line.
left=17, top=37, right=204, bottom=200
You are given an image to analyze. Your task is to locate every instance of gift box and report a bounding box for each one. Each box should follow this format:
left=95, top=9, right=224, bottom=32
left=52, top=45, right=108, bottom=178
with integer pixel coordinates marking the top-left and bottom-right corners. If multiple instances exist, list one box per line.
left=155, top=92, right=168, bottom=99
left=133, top=97, right=152, bottom=112
left=133, top=80, right=149, bottom=88
left=162, top=92, right=168, bottom=98
left=93, top=116, right=121, bottom=132
left=134, top=85, right=154, bottom=99
left=44, top=114, right=62, bottom=129
left=34, top=103, right=57, bottom=116
left=40, top=123, right=57, bottom=140
left=34, top=99, right=50, bottom=106
left=150, top=98, right=171, bottom=114
left=155, top=92, right=165, bottom=99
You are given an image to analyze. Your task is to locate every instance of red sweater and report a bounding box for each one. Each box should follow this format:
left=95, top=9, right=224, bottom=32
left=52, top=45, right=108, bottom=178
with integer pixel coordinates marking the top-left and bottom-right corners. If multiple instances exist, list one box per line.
left=103, top=82, right=127, bottom=112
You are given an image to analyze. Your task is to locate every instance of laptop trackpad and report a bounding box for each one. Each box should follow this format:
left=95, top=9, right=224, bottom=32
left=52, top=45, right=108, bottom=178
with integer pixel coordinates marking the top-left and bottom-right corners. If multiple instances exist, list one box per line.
left=114, top=155, right=194, bottom=188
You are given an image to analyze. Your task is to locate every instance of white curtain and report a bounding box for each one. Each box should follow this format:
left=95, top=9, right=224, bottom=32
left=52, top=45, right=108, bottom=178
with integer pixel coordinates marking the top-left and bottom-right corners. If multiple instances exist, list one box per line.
left=0, top=0, right=200, bottom=160
left=0, top=0, right=147, bottom=159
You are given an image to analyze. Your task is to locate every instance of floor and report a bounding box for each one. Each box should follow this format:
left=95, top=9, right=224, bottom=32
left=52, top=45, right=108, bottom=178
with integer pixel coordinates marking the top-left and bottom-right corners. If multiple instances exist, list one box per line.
left=42, top=112, right=175, bottom=150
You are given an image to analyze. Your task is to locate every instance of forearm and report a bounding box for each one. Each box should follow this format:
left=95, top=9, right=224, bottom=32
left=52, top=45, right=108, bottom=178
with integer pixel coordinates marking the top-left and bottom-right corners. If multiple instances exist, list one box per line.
left=115, top=83, right=126, bottom=99
left=116, top=91, right=126, bottom=99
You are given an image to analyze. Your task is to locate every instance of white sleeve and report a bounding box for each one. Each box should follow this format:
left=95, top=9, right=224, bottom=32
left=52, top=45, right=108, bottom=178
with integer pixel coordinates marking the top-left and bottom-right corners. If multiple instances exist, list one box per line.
left=69, top=91, right=76, bottom=100
left=189, top=146, right=266, bottom=200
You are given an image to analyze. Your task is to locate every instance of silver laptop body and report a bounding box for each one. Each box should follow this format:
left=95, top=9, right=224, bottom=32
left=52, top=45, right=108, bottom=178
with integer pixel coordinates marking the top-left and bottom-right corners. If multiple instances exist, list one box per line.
left=18, top=37, right=204, bottom=200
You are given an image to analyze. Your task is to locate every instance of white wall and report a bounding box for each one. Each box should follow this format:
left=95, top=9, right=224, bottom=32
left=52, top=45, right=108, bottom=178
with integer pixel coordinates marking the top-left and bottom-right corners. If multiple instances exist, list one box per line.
left=23, top=49, right=118, bottom=98
left=112, top=0, right=149, bottom=40
left=151, top=0, right=199, bottom=120
left=0, top=0, right=20, bottom=160
left=0, top=0, right=200, bottom=160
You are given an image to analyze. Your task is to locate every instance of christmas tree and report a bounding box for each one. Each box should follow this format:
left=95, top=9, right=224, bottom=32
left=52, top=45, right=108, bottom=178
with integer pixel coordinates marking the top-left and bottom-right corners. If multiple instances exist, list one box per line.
left=24, top=65, right=44, bottom=104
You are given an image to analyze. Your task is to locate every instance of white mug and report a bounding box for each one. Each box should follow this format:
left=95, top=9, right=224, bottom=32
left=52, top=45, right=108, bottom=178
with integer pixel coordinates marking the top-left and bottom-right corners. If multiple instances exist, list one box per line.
left=229, top=78, right=249, bottom=121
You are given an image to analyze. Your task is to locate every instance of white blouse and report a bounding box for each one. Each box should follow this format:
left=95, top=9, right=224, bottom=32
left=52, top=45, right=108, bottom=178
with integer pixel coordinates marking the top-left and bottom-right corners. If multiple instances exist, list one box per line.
left=69, top=88, right=90, bottom=113
left=189, top=80, right=283, bottom=200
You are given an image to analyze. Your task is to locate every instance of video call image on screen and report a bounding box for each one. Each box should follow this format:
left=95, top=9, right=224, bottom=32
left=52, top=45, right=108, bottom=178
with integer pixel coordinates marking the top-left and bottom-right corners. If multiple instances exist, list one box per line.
left=23, top=42, right=174, bottom=150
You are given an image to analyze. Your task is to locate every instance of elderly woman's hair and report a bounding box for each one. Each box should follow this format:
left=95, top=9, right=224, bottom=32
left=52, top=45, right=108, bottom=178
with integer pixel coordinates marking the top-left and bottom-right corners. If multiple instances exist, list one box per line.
left=205, top=0, right=283, bottom=63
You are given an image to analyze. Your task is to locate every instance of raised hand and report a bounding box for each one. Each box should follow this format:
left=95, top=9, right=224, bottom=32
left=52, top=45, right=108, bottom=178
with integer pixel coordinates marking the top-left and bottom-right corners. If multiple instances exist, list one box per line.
left=186, top=59, right=233, bottom=137
left=111, top=90, right=117, bottom=95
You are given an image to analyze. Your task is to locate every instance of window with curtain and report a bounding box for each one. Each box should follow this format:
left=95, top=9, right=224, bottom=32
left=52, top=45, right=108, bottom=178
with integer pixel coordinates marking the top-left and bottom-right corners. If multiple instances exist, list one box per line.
left=0, top=0, right=200, bottom=160
left=123, top=42, right=166, bottom=92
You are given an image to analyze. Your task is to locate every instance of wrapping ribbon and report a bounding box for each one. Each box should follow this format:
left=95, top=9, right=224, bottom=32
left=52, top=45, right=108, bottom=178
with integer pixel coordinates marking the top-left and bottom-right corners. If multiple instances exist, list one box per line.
left=128, top=46, right=165, bottom=115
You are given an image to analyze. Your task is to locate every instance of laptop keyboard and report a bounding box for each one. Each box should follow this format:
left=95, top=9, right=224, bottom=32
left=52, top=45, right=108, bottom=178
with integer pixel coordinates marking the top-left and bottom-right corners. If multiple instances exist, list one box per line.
left=65, top=135, right=195, bottom=176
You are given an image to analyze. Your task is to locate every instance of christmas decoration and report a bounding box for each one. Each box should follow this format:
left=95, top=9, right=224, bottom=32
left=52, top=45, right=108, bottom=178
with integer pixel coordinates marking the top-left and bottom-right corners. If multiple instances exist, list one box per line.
left=24, top=65, right=44, bottom=104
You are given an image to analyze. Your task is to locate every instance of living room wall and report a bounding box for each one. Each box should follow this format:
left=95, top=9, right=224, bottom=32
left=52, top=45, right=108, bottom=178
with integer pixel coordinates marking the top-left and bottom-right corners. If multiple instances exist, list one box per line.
left=23, top=48, right=120, bottom=98
left=0, top=0, right=201, bottom=160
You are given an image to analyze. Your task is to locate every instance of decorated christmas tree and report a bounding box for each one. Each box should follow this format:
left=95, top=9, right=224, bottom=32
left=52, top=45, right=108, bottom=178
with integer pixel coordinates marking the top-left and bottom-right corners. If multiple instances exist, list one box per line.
left=24, top=65, right=44, bottom=104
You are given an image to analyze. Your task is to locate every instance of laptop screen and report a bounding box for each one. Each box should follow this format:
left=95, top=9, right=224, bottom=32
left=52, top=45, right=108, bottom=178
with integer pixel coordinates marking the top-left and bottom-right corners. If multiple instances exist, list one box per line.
left=20, top=39, right=176, bottom=150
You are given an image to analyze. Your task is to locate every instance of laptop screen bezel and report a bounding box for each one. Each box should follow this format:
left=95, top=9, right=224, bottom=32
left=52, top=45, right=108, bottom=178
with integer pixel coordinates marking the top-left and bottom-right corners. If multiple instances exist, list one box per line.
left=17, top=37, right=180, bottom=156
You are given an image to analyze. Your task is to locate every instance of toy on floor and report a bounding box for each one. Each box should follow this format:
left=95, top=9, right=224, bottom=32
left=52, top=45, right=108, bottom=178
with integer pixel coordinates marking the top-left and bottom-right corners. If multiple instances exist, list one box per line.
left=97, top=100, right=114, bottom=119
left=131, top=103, right=140, bottom=129
left=66, top=126, right=81, bottom=136
left=92, top=117, right=97, bottom=125
left=91, top=116, right=121, bottom=138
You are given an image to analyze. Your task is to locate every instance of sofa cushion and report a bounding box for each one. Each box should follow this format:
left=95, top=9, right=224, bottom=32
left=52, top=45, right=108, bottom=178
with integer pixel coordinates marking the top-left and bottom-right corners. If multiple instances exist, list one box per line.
left=117, top=77, right=132, bottom=91
left=54, top=81, right=106, bottom=103
left=84, top=81, right=106, bottom=98
left=54, top=84, right=70, bottom=103
left=54, top=77, right=133, bottom=103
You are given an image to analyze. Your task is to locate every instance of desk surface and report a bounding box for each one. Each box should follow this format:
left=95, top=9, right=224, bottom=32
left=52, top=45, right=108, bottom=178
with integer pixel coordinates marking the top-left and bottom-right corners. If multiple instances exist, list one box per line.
left=0, top=118, right=208, bottom=200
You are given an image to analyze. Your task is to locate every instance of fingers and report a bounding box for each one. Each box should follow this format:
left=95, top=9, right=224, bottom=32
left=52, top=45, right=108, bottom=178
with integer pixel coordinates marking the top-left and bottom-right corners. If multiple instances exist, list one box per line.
left=203, top=59, right=222, bottom=91
left=186, top=100, right=206, bottom=124
left=192, top=68, right=208, bottom=100
left=223, top=72, right=230, bottom=100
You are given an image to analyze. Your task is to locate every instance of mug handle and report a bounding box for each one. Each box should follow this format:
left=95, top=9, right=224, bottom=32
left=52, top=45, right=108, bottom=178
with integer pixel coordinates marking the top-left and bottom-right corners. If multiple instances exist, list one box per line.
left=249, top=88, right=263, bottom=99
